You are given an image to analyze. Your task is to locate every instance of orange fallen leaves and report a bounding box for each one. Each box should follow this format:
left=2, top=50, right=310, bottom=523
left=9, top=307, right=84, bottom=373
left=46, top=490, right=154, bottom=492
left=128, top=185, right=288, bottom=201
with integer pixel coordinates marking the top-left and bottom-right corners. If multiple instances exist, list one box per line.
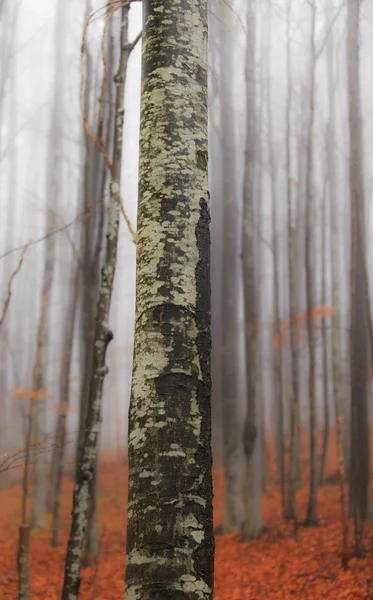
left=0, top=434, right=372, bottom=599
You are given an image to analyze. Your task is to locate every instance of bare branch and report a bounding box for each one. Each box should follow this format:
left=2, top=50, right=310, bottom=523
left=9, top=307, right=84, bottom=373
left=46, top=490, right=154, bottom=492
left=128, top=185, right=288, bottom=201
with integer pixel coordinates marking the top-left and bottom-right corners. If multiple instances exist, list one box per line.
left=0, top=242, right=30, bottom=330
left=0, top=210, right=89, bottom=261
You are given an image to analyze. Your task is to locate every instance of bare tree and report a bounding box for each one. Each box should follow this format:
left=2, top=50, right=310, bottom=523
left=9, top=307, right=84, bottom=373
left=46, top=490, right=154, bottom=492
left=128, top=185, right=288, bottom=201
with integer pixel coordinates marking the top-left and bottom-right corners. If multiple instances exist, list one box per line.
left=242, top=0, right=263, bottom=541
left=219, top=0, right=242, bottom=534
left=286, top=0, right=300, bottom=524
left=304, top=0, right=318, bottom=527
left=31, top=0, right=66, bottom=528
left=266, top=0, right=285, bottom=514
left=347, top=0, right=370, bottom=557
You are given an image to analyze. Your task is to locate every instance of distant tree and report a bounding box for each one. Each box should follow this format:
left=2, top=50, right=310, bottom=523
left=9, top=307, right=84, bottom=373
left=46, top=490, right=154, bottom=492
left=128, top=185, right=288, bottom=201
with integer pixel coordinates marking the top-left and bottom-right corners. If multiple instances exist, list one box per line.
left=241, top=0, right=263, bottom=541
left=326, top=0, right=348, bottom=469
left=219, top=0, right=243, bottom=535
left=31, top=0, right=66, bottom=529
left=304, top=0, right=318, bottom=527
left=285, top=0, right=300, bottom=524
left=266, top=0, right=285, bottom=514
left=347, top=0, right=370, bottom=557
left=319, top=177, right=330, bottom=486
left=124, top=0, right=214, bottom=597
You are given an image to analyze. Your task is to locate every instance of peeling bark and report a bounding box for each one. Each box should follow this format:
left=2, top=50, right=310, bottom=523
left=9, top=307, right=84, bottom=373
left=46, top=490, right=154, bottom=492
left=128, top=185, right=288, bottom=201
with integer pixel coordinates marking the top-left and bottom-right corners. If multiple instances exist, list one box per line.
left=125, top=1, right=214, bottom=598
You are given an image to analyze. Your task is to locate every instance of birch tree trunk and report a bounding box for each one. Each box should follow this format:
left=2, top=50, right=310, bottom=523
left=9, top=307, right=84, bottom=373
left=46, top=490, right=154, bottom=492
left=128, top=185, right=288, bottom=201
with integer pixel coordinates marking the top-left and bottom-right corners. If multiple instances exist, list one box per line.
left=304, top=0, right=318, bottom=526
left=347, top=0, right=370, bottom=557
left=31, top=0, right=66, bottom=529
left=75, top=4, right=115, bottom=563
left=125, top=1, right=214, bottom=598
left=61, top=7, right=130, bottom=597
left=242, top=0, right=263, bottom=541
left=219, top=0, right=242, bottom=533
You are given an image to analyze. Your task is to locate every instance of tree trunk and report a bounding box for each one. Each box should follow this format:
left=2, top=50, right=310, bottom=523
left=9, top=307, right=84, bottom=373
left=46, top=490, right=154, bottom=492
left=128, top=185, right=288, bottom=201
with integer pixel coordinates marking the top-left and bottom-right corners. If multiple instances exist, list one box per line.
left=266, top=0, right=285, bottom=512
left=31, top=0, right=66, bottom=529
left=242, top=0, right=263, bottom=541
left=61, top=7, right=130, bottom=598
left=75, top=3, right=115, bottom=561
left=319, top=182, right=330, bottom=486
left=304, top=0, right=318, bottom=527
left=285, top=0, right=300, bottom=522
left=326, top=0, right=348, bottom=476
left=125, top=1, right=214, bottom=598
left=219, top=0, right=242, bottom=533
left=347, top=0, right=369, bottom=557
left=50, top=266, right=79, bottom=546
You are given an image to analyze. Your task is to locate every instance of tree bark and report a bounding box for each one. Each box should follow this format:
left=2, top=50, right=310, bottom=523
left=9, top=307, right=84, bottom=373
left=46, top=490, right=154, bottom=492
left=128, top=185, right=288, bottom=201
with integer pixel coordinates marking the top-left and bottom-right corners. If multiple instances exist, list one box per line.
left=61, top=6, right=130, bottom=598
left=124, top=1, right=214, bottom=598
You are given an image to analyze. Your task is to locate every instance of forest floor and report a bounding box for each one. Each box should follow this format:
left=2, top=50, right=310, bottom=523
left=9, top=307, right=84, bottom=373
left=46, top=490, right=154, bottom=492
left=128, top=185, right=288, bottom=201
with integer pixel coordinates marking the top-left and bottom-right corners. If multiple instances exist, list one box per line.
left=1, top=437, right=373, bottom=599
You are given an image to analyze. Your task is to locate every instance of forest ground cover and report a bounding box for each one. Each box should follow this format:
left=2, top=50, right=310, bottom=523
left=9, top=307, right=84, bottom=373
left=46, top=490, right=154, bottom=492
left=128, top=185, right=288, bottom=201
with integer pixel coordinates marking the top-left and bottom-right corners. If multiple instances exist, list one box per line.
left=0, top=436, right=373, bottom=599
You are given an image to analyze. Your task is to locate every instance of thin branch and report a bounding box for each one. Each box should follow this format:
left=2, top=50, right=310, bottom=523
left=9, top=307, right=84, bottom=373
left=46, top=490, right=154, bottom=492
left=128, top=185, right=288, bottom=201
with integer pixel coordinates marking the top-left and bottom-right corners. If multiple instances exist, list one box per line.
left=0, top=242, right=30, bottom=330
left=0, top=211, right=89, bottom=261
left=315, top=2, right=346, bottom=61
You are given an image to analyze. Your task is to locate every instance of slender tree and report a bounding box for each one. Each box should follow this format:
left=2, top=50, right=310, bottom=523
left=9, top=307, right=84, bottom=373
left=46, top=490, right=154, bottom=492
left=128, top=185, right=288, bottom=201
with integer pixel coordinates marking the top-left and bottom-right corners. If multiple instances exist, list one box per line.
left=125, top=0, right=214, bottom=597
left=61, top=6, right=133, bottom=597
left=347, top=0, right=370, bottom=557
left=326, top=0, right=347, bottom=469
left=50, top=261, right=79, bottom=547
left=319, top=178, right=330, bottom=485
left=286, top=0, right=300, bottom=522
left=304, top=0, right=318, bottom=526
left=219, top=0, right=242, bottom=533
left=31, top=0, right=66, bottom=528
left=242, top=0, right=262, bottom=541
left=266, top=0, right=285, bottom=513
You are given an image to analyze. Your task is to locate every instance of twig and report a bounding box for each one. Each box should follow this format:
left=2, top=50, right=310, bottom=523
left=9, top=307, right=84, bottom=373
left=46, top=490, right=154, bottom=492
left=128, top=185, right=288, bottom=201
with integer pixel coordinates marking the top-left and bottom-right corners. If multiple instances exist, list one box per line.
left=0, top=211, right=89, bottom=261
left=0, top=242, right=30, bottom=330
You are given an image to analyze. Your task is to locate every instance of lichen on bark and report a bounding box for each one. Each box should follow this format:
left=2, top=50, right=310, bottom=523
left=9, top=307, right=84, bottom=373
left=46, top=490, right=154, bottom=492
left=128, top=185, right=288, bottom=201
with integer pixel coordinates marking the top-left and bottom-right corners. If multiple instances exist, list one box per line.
left=125, top=1, right=214, bottom=599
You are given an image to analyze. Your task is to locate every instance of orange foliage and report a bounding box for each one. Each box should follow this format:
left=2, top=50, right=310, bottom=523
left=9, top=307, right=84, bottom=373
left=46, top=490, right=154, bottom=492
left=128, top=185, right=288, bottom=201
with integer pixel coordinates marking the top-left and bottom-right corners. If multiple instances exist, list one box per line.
left=14, top=388, right=53, bottom=401
left=273, top=305, right=335, bottom=348
left=0, top=435, right=373, bottom=598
